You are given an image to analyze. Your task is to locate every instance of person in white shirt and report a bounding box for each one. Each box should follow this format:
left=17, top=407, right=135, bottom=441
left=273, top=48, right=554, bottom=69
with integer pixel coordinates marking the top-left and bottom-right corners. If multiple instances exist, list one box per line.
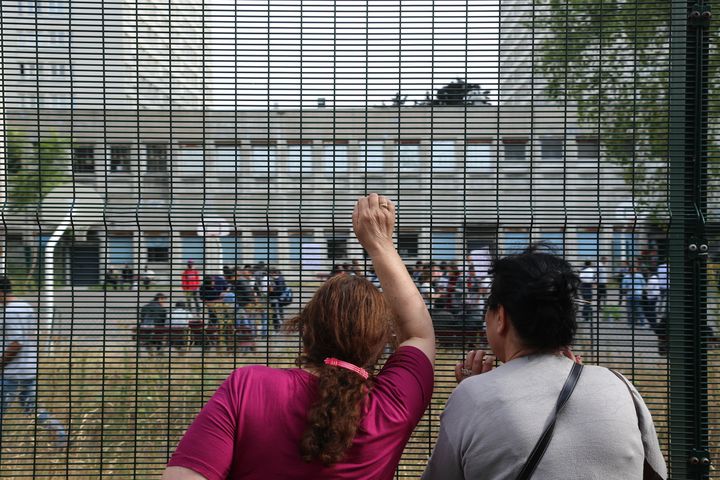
left=597, top=256, right=610, bottom=309
left=169, top=301, right=194, bottom=351
left=579, top=260, right=597, bottom=324
left=644, top=272, right=663, bottom=343
left=0, top=276, right=67, bottom=447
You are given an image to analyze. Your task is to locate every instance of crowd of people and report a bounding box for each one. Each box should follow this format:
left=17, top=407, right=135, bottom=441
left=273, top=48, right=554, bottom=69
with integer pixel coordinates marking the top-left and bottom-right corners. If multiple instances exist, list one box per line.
left=137, top=263, right=293, bottom=352
left=105, top=265, right=156, bottom=290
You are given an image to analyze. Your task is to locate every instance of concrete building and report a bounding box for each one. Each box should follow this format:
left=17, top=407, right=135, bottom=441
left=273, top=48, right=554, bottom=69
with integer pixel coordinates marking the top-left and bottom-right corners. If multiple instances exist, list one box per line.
left=1, top=0, right=205, bottom=109
left=2, top=105, right=660, bottom=286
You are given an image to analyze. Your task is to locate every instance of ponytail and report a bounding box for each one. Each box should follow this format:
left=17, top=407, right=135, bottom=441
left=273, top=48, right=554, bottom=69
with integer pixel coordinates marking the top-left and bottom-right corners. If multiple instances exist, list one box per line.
left=300, top=365, right=370, bottom=466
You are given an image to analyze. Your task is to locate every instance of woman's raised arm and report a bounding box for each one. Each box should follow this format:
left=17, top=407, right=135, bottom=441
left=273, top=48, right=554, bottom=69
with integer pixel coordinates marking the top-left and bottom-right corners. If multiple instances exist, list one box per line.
left=353, top=193, right=435, bottom=364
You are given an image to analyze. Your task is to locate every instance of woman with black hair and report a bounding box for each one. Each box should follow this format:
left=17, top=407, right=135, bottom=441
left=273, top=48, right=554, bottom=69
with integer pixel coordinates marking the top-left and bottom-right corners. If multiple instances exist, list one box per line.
left=423, top=247, right=666, bottom=480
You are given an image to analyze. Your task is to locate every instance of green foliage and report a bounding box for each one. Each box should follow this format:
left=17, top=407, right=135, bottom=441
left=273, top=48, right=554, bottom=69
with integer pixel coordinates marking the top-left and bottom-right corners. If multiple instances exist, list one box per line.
left=6, top=130, right=70, bottom=211
left=536, top=0, right=673, bottom=217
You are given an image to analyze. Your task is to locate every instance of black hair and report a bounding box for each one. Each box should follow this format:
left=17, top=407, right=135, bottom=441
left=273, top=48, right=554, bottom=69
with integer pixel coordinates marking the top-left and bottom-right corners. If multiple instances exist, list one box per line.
left=486, top=244, right=579, bottom=350
left=0, top=275, right=12, bottom=293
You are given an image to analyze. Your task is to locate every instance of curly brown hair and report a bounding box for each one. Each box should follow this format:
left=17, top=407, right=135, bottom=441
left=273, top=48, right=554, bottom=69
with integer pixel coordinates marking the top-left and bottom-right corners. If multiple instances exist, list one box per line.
left=286, top=274, right=394, bottom=466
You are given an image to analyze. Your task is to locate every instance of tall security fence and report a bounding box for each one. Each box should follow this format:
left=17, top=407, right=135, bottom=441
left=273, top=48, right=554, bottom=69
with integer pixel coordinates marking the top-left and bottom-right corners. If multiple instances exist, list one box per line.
left=0, top=0, right=715, bottom=478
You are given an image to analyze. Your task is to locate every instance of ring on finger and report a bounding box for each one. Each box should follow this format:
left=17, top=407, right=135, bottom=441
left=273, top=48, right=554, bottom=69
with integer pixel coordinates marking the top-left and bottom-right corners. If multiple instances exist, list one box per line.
left=461, top=368, right=472, bottom=377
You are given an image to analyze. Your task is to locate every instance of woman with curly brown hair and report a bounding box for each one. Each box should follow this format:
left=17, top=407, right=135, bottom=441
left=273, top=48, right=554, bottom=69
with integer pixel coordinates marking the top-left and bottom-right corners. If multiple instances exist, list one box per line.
left=163, top=193, right=435, bottom=480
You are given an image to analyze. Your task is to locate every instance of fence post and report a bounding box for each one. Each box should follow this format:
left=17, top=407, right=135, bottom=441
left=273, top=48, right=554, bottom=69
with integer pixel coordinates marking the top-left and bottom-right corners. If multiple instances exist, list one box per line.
left=668, top=1, right=711, bottom=478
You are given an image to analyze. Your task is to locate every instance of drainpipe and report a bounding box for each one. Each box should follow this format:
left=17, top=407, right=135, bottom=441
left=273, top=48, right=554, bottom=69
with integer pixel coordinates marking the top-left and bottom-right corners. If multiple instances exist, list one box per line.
left=43, top=208, right=74, bottom=348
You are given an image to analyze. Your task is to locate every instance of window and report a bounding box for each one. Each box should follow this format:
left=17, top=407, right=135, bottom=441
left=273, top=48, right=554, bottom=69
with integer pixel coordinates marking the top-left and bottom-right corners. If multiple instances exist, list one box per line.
left=110, top=145, right=131, bottom=172
left=466, top=141, right=493, bottom=173
left=539, top=232, right=564, bottom=254
left=47, top=63, right=69, bottom=76
left=288, top=233, right=315, bottom=262
left=38, top=30, right=69, bottom=48
left=285, top=142, right=313, bottom=174
left=359, top=141, right=385, bottom=173
left=326, top=234, right=348, bottom=261
left=178, top=145, right=204, bottom=174
left=253, top=234, right=278, bottom=262
left=398, top=232, right=419, bottom=258
left=503, top=231, right=530, bottom=255
left=396, top=141, right=422, bottom=171
left=73, top=146, right=95, bottom=173
left=181, top=237, right=204, bottom=264
left=19, top=1, right=36, bottom=13
left=322, top=142, right=348, bottom=173
left=577, top=138, right=600, bottom=159
left=431, top=140, right=456, bottom=173
left=577, top=230, right=599, bottom=259
left=541, top=138, right=564, bottom=160
left=19, top=63, right=37, bottom=77
left=214, top=146, right=240, bottom=174
left=146, top=236, right=170, bottom=263
left=220, top=237, right=242, bottom=266
left=146, top=144, right=168, bottom=173
left=503, top=141, right=527, bottom=161
left=44, top=1, right=66, bottom=13
left=250, top=143, right=276, bottom=175
left=108, top=236, right=133, bottom=265
left=431, top=231, right=457, bottom=260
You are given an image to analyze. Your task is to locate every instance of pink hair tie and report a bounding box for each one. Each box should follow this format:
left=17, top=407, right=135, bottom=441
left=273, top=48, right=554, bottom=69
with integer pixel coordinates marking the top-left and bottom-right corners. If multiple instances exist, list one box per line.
left=323, top=358, right=369, bottom=380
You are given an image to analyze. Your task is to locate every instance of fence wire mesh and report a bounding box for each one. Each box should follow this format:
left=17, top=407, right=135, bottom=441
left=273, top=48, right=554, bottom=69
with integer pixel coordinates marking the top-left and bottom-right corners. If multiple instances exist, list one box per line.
left=0, top=0, right=714, bottom=478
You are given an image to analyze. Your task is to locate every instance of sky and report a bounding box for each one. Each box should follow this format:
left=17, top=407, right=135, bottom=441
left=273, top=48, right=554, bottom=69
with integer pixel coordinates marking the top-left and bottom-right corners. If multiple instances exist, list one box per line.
left=206, top=0, right=500, bottom=108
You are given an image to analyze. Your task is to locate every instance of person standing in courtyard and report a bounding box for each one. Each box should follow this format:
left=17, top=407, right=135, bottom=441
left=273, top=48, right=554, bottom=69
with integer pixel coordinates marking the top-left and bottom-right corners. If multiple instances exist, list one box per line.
left=579, top=260, right=596, bottom=324
left=121, top=264, right=134, bottom=290
left=181, top=261, right=202, bottom=312
left=269, top=269, right=287, bottom=329
left=622, top=264, right=647, bottom=326
left=139, top=293, right=169, bottom=351
left=0, top=276, right=68, bottom=448
left=163, top=193, right=435, bottom=480
left=597, top=256, right=610, bottom=312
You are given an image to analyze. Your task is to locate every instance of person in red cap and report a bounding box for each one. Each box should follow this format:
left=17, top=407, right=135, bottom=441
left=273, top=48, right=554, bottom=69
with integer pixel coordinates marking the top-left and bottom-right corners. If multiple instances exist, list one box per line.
left=181, top=261, right=201, bottom=312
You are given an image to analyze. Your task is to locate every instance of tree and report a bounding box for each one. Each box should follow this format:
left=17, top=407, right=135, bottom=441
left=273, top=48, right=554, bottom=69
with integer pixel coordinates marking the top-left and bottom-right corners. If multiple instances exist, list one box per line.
left=5, top=130, right=71, bottom=287
left=536, top=0, right=675, bottom=218
left=6, top=130, right=71, bottom=210
left=389, top=78, right=491, bottom=107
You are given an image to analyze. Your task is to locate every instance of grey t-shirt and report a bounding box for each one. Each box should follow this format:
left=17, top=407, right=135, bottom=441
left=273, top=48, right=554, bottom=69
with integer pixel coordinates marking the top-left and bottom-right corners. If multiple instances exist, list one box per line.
left=1, top=300, right=38, bottom=380
left=423, top=354, right=667, bottom=480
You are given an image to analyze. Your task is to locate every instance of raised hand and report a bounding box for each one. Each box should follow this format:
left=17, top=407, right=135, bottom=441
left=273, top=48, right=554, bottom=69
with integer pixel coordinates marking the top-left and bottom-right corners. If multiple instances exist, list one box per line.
left=352, top=193, right=396, bottom=255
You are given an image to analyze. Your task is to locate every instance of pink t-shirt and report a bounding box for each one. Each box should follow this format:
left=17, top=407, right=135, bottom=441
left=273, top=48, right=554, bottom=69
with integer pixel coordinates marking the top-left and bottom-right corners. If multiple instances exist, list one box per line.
left=167, top=346, right=433, bottom=480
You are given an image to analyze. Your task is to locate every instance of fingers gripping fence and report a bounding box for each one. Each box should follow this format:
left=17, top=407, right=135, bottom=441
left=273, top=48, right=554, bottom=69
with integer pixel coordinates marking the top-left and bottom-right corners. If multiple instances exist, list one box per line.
left=0, top=0, right=714, bottom=477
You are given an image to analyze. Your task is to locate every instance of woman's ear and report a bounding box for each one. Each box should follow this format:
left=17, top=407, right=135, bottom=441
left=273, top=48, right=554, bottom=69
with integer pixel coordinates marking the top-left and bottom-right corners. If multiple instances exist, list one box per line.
left=495, top=304, right=509, bottom=336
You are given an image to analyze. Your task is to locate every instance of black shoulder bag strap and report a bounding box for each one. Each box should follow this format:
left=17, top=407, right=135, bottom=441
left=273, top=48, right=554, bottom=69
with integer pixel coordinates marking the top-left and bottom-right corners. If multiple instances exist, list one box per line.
left=515, top=362, right=584, bottom=480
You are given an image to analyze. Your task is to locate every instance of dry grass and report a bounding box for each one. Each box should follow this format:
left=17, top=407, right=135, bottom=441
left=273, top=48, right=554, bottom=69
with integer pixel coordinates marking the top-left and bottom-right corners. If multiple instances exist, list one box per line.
left=0, top=335, right=681, bottom=479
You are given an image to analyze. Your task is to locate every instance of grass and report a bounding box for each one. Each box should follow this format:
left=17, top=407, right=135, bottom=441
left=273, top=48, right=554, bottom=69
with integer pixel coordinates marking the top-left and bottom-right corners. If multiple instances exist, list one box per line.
left=0, top=335, right=679, bottom=479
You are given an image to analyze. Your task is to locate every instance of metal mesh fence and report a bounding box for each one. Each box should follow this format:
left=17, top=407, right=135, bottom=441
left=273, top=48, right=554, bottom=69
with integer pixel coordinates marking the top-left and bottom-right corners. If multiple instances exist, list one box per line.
left=0, top=0, right=713, bottom=478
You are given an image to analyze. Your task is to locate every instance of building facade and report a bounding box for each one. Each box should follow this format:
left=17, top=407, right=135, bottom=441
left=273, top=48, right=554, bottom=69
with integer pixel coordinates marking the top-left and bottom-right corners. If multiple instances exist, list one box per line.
left=1, top=0, right=205, bottom=109
left=3, top=105, right=658, bottom=286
